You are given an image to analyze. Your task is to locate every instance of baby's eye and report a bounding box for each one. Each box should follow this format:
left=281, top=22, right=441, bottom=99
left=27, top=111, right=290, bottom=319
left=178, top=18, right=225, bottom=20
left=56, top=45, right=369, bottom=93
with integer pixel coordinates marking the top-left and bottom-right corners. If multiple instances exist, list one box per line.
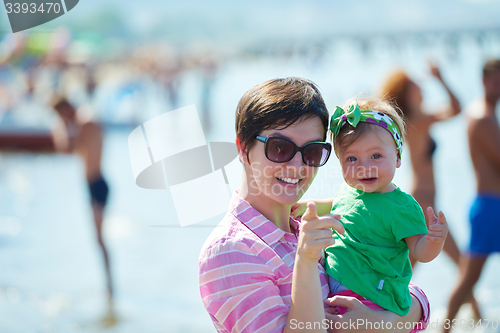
left=372, top=154, right=381, bottom=159
left=347, top=157, right=357, bottom=162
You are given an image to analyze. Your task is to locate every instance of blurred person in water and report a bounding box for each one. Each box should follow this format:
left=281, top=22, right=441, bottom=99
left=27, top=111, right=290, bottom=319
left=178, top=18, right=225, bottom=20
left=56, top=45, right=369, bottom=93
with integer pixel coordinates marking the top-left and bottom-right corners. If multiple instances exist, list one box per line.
left=379, top=62, right=481, bottom=318
left=51, top=97, right=117, bottom=327
left=444, top=59, right=500, bottom=329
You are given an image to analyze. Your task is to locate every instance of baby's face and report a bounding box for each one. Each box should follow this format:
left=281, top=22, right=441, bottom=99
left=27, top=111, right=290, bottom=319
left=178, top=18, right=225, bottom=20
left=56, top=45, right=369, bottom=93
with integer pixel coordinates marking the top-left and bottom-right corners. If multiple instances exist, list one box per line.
left=337, top=126, right=401, bottom=193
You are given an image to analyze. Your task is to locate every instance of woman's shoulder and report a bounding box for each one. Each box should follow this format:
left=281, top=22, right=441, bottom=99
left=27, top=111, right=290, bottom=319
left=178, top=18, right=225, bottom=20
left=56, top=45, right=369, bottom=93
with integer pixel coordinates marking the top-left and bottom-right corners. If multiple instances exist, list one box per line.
left=198, top=213, right=276, bottom=285
left=198, top=212, right=264, bottom=262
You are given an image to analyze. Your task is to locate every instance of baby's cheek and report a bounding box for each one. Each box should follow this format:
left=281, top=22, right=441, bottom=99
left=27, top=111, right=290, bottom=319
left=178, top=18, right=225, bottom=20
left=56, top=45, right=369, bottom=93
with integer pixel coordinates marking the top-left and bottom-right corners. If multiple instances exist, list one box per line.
left=340, top=164, right=352, bottom=180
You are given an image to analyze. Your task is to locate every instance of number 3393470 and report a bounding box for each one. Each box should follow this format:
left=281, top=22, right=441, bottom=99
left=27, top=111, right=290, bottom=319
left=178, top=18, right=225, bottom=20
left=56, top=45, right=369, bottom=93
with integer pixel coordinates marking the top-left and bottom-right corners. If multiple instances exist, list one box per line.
left=5, top=3, right=62, bottom=14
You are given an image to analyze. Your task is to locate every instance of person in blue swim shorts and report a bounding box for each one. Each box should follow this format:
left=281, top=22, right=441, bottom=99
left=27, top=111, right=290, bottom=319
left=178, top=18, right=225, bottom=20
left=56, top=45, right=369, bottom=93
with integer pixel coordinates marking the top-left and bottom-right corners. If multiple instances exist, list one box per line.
left=445, top=59, right=500, bottom=329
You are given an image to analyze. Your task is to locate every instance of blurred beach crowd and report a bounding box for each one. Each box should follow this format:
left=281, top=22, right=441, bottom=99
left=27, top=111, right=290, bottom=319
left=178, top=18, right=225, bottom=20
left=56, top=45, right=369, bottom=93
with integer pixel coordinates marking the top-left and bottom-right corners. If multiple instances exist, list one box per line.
left=0, top=25, right=499, bottom=134
left=0, top=26, right=221, bottom=134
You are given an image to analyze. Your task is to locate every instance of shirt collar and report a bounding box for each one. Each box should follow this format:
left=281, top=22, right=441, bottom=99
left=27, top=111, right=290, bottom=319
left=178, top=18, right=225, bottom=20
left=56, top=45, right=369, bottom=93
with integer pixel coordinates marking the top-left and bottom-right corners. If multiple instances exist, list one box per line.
left=229, top=191, right=298, bottom=247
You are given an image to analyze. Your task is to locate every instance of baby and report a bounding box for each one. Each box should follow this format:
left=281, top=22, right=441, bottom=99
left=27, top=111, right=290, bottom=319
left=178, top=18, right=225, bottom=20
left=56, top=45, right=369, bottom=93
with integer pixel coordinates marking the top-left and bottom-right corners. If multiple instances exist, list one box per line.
left=293, top=98, right=448, bottom=316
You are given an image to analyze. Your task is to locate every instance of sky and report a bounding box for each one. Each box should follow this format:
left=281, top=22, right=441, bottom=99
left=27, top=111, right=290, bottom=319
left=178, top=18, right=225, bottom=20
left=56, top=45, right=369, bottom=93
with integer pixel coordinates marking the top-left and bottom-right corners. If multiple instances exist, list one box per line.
left=1, top=0, right=500, bottom=44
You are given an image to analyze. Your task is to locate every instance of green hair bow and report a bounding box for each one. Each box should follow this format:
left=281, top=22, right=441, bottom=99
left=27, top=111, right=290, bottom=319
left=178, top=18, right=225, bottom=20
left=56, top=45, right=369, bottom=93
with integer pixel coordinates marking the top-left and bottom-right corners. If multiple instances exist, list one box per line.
left=330, top=101, right=362, bottom=138
left=329, top=100, right=404, bottom=157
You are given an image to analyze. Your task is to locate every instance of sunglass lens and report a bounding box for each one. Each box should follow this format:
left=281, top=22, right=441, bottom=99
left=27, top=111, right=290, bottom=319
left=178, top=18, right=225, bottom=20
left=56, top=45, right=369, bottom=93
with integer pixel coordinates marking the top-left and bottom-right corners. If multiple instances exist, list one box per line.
left=303, top=144, right=331, bottom=166
left=266, top=138, right=296, bottom=162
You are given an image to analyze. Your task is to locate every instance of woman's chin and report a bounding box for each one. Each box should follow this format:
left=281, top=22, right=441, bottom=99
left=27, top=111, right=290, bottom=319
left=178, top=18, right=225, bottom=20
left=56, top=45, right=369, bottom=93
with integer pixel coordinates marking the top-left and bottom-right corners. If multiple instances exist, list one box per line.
left=273, top=183, right=310, bottom=206
left=277, top=195, right=301, bottom=206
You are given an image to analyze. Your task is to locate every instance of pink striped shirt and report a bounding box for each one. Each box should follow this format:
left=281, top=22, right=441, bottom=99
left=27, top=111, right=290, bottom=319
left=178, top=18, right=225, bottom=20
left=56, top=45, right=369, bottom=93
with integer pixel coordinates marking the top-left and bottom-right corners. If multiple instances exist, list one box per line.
left=199, top=192, right=430, bottom=333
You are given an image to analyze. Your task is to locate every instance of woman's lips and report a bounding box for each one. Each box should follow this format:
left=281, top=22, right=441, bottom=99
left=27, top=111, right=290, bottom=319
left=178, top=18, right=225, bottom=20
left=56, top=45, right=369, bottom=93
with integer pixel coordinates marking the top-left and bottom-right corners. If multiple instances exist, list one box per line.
left=276, top=177, right=301, bottom=186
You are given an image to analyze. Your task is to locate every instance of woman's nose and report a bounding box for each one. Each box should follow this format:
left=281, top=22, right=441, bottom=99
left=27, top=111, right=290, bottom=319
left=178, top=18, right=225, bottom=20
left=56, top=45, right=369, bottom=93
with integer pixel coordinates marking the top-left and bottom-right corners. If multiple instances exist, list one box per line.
left=286, top=151, right=304, bottom=170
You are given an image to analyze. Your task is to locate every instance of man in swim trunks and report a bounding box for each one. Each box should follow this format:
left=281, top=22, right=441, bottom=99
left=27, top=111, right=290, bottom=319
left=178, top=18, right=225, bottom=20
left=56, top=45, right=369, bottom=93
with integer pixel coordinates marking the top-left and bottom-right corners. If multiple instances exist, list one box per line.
left=444, top=59, right=500, bottom=330
left=51, top=97, right=116, bottom=326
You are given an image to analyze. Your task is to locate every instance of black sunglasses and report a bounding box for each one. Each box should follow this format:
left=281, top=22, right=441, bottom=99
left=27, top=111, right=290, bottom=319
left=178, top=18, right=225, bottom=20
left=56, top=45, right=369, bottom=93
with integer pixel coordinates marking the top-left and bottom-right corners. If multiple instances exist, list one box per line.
left=255, top=136, right=332, bottom=167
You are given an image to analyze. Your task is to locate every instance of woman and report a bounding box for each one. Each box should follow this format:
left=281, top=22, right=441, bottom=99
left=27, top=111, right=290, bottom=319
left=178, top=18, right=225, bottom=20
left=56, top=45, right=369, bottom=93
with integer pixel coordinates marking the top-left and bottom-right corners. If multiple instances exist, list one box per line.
left=380, top=64, right=480, bottom=318
left=199, top=77, right=430, bottom=332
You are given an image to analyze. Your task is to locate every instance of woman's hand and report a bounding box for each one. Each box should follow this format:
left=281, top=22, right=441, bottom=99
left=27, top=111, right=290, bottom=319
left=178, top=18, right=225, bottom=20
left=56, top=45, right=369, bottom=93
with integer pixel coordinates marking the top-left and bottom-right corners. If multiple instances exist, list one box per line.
left=286, top=202, right=345, bottom=333
left=325, top=296, right=380, bottom=333
left=427, top=59, right=461, bottom=120
left=428, top=60, right=443, bottom=81
left=297, top=202, right=344, bottom=262
left=324, top=295, right=423, bottom=333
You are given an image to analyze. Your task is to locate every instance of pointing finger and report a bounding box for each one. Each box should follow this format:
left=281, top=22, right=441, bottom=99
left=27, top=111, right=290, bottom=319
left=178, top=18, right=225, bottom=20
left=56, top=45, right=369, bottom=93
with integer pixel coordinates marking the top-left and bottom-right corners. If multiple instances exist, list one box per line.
left=302, top=202, right=319, bottom=221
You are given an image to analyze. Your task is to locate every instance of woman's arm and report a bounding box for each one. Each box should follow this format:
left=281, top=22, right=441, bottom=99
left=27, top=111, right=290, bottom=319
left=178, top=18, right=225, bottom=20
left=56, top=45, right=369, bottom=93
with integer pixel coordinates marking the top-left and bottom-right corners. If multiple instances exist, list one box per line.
left=429, top=62, right=461, bottom=122
left=286, top=202, right=345, bottom=333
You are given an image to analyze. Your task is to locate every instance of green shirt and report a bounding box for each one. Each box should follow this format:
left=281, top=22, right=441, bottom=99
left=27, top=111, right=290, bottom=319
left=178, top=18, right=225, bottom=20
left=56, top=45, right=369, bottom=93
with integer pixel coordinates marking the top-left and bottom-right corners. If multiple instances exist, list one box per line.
left=325, top=183, right=428, bottom=316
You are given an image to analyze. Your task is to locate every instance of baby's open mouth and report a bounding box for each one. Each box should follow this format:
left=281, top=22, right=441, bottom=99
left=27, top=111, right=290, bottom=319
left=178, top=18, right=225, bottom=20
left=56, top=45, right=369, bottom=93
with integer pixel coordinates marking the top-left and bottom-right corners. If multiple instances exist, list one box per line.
left=360, top=178, right=377, bottom=184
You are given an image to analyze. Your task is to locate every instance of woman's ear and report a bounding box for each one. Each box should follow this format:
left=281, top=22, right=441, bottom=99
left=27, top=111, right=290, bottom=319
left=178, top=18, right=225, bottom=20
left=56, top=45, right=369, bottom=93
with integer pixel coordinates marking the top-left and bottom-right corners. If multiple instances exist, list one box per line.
left=236, top=136, right=249, bottom=165
left=396, top=156, right=402, bottom=168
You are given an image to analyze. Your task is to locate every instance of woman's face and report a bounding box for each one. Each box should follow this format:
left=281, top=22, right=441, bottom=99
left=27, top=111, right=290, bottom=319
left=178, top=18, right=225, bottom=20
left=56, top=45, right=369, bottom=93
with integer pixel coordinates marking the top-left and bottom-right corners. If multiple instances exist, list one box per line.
left=243, top=116, right=325, bottom=206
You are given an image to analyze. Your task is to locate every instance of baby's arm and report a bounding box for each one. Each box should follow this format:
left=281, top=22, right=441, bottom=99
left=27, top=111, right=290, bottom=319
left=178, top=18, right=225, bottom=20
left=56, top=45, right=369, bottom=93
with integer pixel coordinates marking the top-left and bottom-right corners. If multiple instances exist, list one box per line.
left=291, top=197, right=334, bottom=218
left=405, top=207, right=448, bottom=263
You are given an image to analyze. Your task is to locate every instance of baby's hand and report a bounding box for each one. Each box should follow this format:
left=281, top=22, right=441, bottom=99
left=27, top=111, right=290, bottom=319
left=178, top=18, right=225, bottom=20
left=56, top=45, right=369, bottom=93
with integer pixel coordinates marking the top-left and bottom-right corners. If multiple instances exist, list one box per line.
left=291, top=201, right=308, bottom=218
left=425, top=207, right=448, bottom=243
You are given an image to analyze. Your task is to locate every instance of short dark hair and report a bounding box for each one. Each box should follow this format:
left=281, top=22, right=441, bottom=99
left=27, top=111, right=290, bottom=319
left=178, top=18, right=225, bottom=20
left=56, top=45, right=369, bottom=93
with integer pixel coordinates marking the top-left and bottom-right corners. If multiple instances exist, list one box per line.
left=483, top=59, right=500, bottom=78
left=235, top=77, right=329, bottom=157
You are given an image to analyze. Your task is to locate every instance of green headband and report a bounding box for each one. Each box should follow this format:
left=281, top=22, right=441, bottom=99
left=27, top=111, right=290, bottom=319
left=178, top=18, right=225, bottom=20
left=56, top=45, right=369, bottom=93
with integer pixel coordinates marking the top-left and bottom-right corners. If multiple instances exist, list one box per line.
left=330, top=100, right=403, bottom=156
